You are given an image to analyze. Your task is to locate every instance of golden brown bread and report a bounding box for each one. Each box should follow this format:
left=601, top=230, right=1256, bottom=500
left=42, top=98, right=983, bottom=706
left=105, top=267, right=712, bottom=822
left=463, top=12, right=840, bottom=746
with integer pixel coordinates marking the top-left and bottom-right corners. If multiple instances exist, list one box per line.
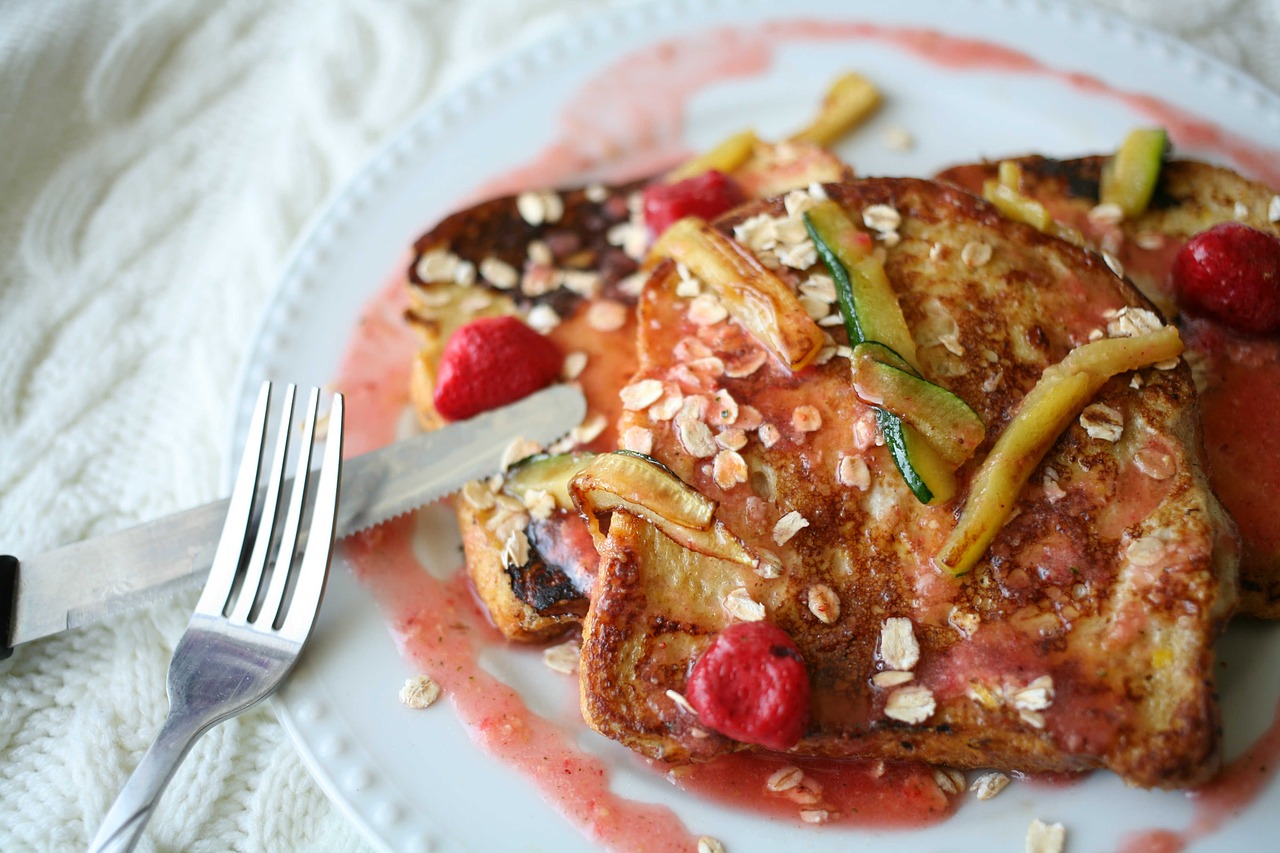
left=937, top=155, right=1280, bottom=618
left=578, top=177, right=1239, bottom=789
left=405, top=144, right=854, bottom=641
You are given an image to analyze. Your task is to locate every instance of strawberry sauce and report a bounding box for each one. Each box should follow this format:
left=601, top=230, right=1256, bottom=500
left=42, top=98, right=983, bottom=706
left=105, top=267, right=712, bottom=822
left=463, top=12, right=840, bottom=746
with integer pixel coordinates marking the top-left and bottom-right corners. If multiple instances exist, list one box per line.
left=326, top=16, right=1280, bottom=852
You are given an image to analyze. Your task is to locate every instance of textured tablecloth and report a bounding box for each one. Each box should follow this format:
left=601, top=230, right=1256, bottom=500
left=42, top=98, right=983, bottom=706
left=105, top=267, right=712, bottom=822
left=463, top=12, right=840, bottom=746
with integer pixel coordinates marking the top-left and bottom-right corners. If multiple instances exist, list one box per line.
left=1, top=1, right=1277, bottom=850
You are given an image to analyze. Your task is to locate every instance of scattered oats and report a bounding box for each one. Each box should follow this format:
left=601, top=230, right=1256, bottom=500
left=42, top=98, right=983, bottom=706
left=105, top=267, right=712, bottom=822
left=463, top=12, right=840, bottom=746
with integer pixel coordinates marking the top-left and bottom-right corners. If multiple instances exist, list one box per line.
left=1088, top=327, right=1106, bottom=342
left=818, top=313, right=845, bottom=327
left=873, top=670, right=915, bottom=688
left=562, top=269, right=602, bottom=298
left=620, top=378, right=665, bottom=411
left=791, top=405, right=823, bottom=433
left=837, top=455, right=871, bottom=490
left=885, top=685, right=936, bottom=724
left=458, top=293, right=494, bottom=314
left=1102, top=250, right=1125, bottom=278
left=1020, top=709, right=1046, bottom=729
left=713, top=449, right=749, bottom=490
left=697, top=837, right=725, bottom=853
left=709, top=389, right=739, bottom=426
left=1126, top=535, right=1165, bottom=567
left=562, top=350, right=588, bottom=380
left=527, top=239, right=554, bottom=266
left=677, top=395, right=709, bottom=422
left=776, top=238, right=818, bottom=270
left=607, top=221, right=649, bottom=260
left=516, top=189, right=563, bottom=225
left=725, top=348, right=768, bottom=378
left=522, top=488, right=557, bottom=521
left=929, top=242, right=946, bottom=262
left=688, top=293, right=730, bottom=325
left=879, top=230, right=902, bottom=247
left=961, top=240, right=993, bottom=267
left=798, top=273, right=838, bottom=304
left=1270, top=195, right=1280, bottom=223
left=724, top=587, right=766, bottom=622
left=971, top=771, right=1011, bottom=800
left=585, top=182, right=608, bottom=203
left=501, top=436, right=543, bottom=469
left=921, top=297, right=965, bottom=356
left=570, top=413, right=608, bottom=445
left=784, top=188, right=820, bottom=217
left=1135, top=231, right=1166, bottom=250
left=883, top=125, right=915, bottom=151
left=621, top=426, right=654, bottom=455
left=799, top=809, right=830, bottom=825
left=808, top=583, right=841, bottom=624
left=525, top=304, right=561, bottom=332
left=1106, top=306, right=1163, bottom=338
left=543, top=640, right=580, bottom=674
left=399, top=675, right=441, bottom=709
left=755, top=550, right=783, bottom=579
left=502, top=528, right=531, bottom=568
left=587, top=299, right=628, bottom=332
left=733, top=214, right=779, bottom=254
left=799, top=293, right=832, bottom=321
left=1234, top=200, right=1250, bottom=220
left=1154, top=356, right=1180, bottom=370
left=863, top=203, right=902, bottom=233
left=766, top=766, right=805, bottom=793
left=807, top=182, right=828, bottom=200
left=416, top=249, right=472, bottom=285
left=879, top=617, right=920, bottom=670
left=758, top=423, right=782, bottom=448
left=460, top=479, right=497, bottom=511
left=677, top=416, right=718, bottom=458
left=1088, top=201, right=1125, bottom=226
left=666, top=689, right=697, bottom=715
left=617, top=270, right=647, bottom=297
left=649, top=390, right=685, bottom=421
left=715, top=428, right=749, bottom=451
left=1014, top=675, right=1055, bottom=712
left=852, top=416, right=879, bottom=450
left=674, top=263, right=703, bottom=298
left=981, top=369, right=1004, bottom=393
left=813, top=344, right=838, bottom=365
left=967, top=680, right=1002, bottom=710
left=1134, top=447, right=1175, bottom=480
left=1080, top=402, right=1124, bottom=442
left=773, top=510, right=810, bottom=545
left=1026, top=818, right=1067, bottom=853
left=1043, top=474, right=1066, bottom=502
left=934, top=767, right=966, bottom=795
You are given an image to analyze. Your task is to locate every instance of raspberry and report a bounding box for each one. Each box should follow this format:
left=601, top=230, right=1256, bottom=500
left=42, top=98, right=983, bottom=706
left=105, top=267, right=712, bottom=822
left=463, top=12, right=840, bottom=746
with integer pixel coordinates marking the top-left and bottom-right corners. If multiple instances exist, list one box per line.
left=433, top=315, right=564, bottom=421
left=685, top=621, right=810, bottom=751
left=1170, top=222, right=1280, bottom=335
left=642, top=169, right=745, bottom=236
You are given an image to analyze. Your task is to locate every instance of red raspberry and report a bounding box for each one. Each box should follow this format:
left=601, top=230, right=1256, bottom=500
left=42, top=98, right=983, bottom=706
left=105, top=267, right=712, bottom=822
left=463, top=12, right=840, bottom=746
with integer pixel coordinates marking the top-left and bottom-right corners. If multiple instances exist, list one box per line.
left=433, top=315, right=563, bottom=421
left=685, top=621, right=810, bottom=751
left=1170, top=222, right=1280, bottom=335
left=642, top=169, right=746, bottom=236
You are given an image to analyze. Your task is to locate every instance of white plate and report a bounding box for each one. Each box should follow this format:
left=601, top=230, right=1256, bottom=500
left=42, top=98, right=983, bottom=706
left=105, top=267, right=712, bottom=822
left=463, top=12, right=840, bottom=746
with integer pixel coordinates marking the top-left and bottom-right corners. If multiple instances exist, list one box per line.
left=232, top=1, right=1280, bottom=850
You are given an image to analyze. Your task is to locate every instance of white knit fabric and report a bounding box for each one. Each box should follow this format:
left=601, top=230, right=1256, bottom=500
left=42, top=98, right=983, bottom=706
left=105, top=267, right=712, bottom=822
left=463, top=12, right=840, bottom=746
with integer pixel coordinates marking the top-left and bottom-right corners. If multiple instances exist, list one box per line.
left=0, top=1, right=1275, bottom=850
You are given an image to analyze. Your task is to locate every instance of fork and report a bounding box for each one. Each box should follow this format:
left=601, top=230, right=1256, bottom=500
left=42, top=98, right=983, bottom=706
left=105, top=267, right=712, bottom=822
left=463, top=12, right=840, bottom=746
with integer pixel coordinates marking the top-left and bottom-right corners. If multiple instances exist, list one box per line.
left=88, top=382, right=344, bottom=853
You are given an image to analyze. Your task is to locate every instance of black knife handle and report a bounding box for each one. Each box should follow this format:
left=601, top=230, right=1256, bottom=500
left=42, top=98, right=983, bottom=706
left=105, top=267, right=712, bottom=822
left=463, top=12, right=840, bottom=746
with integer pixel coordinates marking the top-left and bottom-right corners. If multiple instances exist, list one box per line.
left=0, top=555, right=16, bottom=659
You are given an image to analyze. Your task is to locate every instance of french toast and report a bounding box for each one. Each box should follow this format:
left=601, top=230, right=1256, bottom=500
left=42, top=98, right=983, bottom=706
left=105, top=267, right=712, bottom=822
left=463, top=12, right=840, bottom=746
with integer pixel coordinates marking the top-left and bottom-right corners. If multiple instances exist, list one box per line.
left=577, top=178, right=1239, bottom=789
left=938, top=155, right=1280, bottom=617
left=405, top=143, right=854, bottom=641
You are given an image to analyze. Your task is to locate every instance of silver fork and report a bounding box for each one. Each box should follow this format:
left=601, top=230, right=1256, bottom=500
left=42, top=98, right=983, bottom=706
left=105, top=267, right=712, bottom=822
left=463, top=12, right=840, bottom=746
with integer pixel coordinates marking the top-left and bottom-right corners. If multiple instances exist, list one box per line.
left=88, top=382, right=344, bottom=853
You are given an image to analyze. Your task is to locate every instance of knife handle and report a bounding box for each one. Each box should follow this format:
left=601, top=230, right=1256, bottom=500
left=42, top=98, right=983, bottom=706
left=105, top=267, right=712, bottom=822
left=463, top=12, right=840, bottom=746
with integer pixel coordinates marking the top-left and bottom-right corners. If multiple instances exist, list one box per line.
left=0, top=555, right=16, bottom=659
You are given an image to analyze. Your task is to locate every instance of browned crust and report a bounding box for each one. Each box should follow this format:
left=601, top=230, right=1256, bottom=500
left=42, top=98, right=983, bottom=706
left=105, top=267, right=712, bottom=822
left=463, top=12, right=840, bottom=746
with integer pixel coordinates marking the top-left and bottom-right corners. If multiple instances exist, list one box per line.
left=937, top=156, right=1280, bottom=618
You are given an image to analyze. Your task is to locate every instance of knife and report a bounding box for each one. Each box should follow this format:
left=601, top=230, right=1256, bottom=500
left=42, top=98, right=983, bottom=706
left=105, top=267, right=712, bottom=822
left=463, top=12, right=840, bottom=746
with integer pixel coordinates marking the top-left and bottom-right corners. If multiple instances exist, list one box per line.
left=0, top=384, right=586, bottom=657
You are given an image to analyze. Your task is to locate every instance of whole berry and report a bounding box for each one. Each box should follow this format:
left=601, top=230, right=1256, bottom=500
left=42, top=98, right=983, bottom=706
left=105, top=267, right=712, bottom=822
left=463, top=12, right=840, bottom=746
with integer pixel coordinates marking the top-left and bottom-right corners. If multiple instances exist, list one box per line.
left=1170, top=222, right=1280, bottom=335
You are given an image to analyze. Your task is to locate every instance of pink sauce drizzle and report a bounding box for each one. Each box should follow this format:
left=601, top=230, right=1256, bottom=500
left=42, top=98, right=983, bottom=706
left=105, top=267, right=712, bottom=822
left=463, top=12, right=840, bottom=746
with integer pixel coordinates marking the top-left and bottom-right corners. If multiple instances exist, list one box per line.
left=328, top=18, right=1280, bottom=851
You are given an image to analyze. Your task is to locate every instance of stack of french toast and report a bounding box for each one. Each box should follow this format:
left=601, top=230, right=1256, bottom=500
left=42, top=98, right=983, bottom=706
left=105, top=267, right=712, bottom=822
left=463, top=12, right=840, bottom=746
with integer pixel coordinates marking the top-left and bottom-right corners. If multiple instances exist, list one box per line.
left=402, top=74, right=1278, bottom=792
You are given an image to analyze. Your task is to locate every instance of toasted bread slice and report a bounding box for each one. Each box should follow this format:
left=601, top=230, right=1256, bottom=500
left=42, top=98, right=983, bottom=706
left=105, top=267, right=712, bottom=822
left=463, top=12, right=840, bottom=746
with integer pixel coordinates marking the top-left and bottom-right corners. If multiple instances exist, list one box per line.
left=578, top=178, right=1238, bottom=789
left=938, top=156, right=1280, bottom=617
left=407, top=144, right=854, bottom=641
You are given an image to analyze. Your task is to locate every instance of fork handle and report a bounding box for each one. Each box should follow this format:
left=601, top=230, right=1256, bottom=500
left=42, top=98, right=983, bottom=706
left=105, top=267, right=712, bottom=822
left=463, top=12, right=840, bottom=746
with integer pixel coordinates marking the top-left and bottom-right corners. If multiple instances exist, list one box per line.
left=88, top=710, right=205, bottom=853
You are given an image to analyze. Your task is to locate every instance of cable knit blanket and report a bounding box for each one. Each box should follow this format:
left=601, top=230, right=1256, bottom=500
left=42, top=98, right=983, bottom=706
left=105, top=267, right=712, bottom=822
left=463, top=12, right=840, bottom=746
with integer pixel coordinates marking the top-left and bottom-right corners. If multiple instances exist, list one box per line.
left=2, top=1, right=1277, bottom=850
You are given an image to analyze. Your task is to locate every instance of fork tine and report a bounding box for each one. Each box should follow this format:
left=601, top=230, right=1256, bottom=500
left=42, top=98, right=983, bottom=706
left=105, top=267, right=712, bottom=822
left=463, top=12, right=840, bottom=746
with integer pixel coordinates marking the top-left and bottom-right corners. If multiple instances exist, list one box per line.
left=252, top=388, right=319, bottom=630
left=228, top=384, right=296, bottom=623
left=280, top=392, right=342, bottom=639
left=195, top=382, right=271, bottom=616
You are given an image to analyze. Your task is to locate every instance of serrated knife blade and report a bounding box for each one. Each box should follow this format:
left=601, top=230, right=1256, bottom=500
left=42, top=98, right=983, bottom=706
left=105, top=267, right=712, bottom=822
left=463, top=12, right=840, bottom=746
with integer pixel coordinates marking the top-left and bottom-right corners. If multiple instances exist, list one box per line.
left=0, top=384, right=586, bottom=656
